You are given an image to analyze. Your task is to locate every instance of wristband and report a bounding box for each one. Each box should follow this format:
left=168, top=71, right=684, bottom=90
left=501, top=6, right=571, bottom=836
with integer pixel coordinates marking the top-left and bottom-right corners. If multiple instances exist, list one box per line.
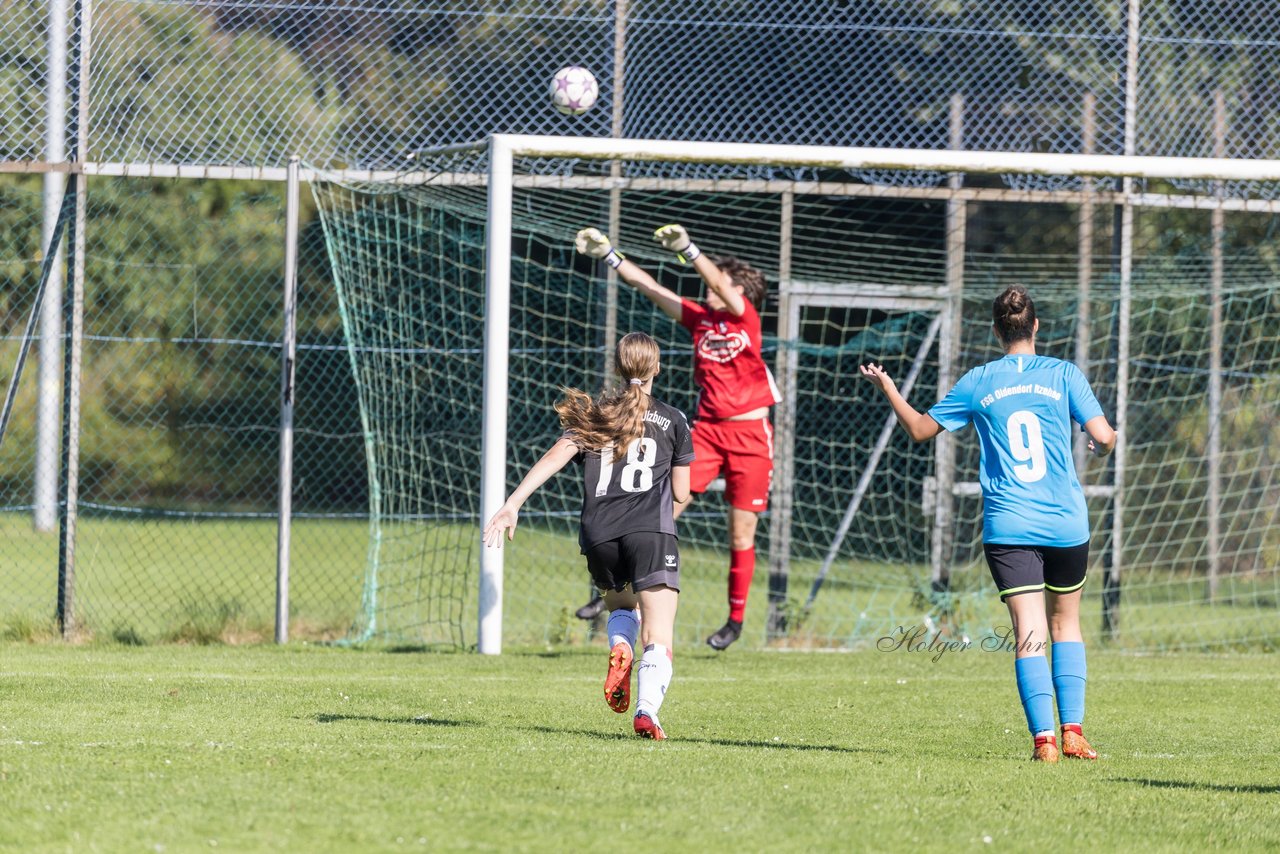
left=676, top=242, right=701, bottom=264
left=604, top=248, right=625, bottom=269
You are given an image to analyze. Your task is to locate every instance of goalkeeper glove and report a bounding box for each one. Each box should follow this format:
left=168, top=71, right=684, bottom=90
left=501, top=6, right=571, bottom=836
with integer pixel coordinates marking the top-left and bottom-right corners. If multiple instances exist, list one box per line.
left=575, top=227, right=625, bottom=269
left=653, top=223, right=701, bottom=264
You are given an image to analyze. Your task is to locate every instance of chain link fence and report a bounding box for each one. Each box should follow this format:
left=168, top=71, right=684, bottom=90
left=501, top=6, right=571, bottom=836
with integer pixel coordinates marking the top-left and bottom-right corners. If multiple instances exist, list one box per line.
left=3, top=2, right=1280, bottom=168
left=2, top=0, right=1279, bottom=643
left=0, top=174, right=365, bottom=640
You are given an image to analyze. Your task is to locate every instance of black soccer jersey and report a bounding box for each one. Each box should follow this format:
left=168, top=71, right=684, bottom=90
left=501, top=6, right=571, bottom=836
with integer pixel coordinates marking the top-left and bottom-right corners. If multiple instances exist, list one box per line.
left=570, top=397, right=695, bottom=551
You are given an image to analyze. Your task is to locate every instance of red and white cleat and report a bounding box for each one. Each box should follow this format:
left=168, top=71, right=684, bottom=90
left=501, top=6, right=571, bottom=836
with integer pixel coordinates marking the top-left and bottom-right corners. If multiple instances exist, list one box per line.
left=604, top=642, right=633, bottom=714
left=633, top=711, right=666, bottom=741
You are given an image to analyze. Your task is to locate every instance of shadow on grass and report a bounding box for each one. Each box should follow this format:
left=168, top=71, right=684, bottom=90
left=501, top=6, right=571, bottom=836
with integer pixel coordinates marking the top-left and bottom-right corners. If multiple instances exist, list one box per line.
left=377, top=644, right=466, bottom=654
left=521, top=724, right=879, bottom=754
left=375, top=645, right=610, bottom=659
left=315, top=713, right=477, bottom=727
left=1111, top=777, right=1280, bottom=795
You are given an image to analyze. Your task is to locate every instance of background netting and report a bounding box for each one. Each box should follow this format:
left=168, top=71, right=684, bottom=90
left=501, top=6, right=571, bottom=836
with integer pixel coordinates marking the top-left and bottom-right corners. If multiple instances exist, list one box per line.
left=2, top=0, right=1279, bottom=648
left=1, top=1, right=1279, bottom=176
left=310, top=156, right=1279, bottom=651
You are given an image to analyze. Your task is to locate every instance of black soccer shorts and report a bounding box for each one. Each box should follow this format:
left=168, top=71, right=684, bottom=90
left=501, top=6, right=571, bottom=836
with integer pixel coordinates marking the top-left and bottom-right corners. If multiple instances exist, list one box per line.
left=982, top=541, right=1089, bottom=600
left=584, top=531, right=681, bottom=594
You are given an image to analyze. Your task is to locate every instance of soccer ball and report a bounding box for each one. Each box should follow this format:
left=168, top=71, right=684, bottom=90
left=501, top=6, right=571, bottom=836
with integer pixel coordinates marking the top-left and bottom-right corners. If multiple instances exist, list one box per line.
left=550, top=66, right=599, bottom=116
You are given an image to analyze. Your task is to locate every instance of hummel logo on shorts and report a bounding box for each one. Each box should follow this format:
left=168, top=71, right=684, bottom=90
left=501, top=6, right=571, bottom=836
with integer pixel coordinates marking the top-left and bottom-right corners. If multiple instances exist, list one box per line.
left=665, top=554, right=678, bottom=568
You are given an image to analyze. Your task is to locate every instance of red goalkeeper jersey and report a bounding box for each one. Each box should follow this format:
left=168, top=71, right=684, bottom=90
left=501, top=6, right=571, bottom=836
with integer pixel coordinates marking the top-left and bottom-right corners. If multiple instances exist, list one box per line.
left=679, top=298, right=781, bottom=421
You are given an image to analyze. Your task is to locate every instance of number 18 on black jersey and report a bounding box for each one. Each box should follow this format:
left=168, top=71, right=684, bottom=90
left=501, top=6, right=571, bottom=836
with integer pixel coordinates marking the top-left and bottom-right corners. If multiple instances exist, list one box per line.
left=570, top=397, right=695, bottom=552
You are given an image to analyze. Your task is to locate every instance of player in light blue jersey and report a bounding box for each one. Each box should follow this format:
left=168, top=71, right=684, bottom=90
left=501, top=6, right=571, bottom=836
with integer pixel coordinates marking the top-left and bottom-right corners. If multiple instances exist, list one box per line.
left=860, top=285, right=1116, bottom=762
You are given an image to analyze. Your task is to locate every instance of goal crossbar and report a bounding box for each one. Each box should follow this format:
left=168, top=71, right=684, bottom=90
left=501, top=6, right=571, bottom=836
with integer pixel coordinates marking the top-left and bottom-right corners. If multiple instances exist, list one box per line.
left=493, top=134, right=1280, bottom=182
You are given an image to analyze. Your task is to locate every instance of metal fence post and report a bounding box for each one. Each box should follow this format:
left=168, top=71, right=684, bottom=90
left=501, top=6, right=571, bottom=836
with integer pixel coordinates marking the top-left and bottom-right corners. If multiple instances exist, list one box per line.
left=276, top=156, right=301, bottom=644
left=1074, top=92, right=1096, bottom=475
left=602, top=0, right=628, bottom=378
left=1207, top=89, right=1225, bottom=601
left=766, top=190, right=795, bottom=640
left=56, top=0, right=91, bottom=637
left=931, top=92, right=966, bottom=595
left=1103, top=0, right=1142, bottom=640
left=36, top=0, right=68, bottom=533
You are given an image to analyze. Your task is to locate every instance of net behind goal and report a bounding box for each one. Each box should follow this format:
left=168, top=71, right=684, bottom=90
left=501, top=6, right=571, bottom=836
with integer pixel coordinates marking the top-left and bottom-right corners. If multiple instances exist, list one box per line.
left=311, top=141, right=1279, bottom=653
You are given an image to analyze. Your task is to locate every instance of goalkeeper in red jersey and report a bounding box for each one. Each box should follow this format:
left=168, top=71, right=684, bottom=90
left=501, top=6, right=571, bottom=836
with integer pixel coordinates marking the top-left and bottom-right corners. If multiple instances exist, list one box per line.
left=573, top=224, right=780, bottom=650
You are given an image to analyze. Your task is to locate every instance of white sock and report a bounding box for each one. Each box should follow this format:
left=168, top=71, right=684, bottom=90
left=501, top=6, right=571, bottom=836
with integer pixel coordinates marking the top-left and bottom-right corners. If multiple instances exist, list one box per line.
left=635, top=644, right=672, bottom=718
left=607, top=609, right=639, bottom=650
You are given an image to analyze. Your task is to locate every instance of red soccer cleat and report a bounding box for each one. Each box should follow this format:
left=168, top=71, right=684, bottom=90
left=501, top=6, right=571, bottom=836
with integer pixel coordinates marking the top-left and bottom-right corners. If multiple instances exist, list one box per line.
left=633, top=711, right=666, bottom=740
left=1032, top=733, right=1059, bottom=763
left=1061, top=725, right=1098, bottom=760
left=604, top=642, right=633, bottom=714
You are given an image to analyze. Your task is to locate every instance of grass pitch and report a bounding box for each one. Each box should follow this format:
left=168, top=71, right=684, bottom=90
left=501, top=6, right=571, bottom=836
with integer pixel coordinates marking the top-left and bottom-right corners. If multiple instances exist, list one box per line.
left=2, top=643, right=1277, bottom=852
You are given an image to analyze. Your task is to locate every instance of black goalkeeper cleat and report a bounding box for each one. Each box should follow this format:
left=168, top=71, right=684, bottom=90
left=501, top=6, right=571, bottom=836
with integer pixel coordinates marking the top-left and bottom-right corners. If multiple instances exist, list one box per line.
left=575, top=595, right=606, bottom=621
left=706, top=619, right=743, bottom=651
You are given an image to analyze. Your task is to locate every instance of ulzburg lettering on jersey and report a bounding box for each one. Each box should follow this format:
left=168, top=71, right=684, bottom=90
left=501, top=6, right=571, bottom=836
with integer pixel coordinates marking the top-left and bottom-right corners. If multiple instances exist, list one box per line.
left=696, top=328, right=750, bottom=364
left=644, top=409, right=672, bottom=431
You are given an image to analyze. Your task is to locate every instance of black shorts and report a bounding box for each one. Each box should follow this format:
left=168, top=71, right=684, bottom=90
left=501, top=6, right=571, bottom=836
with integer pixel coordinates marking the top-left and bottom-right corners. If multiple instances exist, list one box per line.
left=983, top=542, right=1089, bottom=600
left=584, top=532, right=681, bottom=594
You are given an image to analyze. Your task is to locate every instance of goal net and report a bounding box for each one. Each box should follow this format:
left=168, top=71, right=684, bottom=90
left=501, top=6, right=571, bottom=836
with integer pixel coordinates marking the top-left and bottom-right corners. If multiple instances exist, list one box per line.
left=311, top=140, right=1280, bottom=653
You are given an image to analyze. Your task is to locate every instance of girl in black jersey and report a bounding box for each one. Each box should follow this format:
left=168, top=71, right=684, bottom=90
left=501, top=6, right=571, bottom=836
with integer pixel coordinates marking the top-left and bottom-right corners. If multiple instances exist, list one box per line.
left=483, top=333, right=695, bottom=740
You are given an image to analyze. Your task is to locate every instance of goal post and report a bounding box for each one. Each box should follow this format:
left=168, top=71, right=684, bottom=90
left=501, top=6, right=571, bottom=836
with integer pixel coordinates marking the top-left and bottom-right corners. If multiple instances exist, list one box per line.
left=314, top=133, right=1280, bottom=654
left=478, top=137, right=515, bottom=654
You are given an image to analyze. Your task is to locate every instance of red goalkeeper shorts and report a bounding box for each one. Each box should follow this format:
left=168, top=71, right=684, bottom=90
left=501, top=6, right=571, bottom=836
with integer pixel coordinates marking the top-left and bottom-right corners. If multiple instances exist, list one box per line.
left=689, top=417, right=774, bottom=513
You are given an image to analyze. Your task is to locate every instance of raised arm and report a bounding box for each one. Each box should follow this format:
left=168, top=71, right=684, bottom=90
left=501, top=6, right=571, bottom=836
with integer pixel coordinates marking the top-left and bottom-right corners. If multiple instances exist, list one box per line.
left=654, top=224, right=746, bottom=317
left=576, top=228, right=683, bottom=321
left=483, top=437, right=579, bottom=546
left=859, top=363, right=944, bottom=442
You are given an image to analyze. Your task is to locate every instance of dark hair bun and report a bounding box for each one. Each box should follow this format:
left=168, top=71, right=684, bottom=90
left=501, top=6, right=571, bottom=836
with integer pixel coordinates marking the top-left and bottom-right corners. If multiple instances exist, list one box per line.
left=992, top=285, right=1036, bottom=343
left=1004, top=288, right=1028, bottom=315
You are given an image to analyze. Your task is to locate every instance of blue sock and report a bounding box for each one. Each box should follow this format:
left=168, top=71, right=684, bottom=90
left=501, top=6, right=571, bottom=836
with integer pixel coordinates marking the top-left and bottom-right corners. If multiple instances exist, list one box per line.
left=1014, top=655, right=1056, bottom=735
left=1052, top=641, right=1087, bottom=726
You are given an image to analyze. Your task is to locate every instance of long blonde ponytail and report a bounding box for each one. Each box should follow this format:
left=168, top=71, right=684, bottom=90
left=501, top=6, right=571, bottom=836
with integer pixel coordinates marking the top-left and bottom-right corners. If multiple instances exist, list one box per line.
left=555, top=332, right=661, bottom=458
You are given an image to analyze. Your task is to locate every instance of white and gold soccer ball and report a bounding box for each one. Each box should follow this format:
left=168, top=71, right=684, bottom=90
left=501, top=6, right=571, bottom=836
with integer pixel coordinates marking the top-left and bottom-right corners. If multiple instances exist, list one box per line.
left=550, top=66, right=599, bottom=116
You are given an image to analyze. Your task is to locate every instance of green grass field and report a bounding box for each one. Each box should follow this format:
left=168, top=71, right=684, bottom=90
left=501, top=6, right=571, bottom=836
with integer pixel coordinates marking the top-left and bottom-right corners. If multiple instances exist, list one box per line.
left=2, top=643, right=1277, bottom=852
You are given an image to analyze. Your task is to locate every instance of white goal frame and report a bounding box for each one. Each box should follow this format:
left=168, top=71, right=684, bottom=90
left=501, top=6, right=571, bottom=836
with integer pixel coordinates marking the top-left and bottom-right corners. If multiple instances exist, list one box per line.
left=478, top=132, right=1280, bottom=654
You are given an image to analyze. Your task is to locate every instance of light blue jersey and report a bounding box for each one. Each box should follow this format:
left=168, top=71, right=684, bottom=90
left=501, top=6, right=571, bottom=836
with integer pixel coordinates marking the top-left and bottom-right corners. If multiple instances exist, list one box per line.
left=927, top=354, right=1104, bottom=547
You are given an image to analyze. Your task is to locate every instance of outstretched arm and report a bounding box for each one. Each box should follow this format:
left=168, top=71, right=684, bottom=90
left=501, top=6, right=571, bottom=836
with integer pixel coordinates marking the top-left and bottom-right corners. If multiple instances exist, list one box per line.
left=483, top=437, right=579, bottom=547
left=617, top=259, right=684, bottom=321
left=576, top=228, right=683, bottom=321
left=1083, top=416, right=1116, bottom=457
left=654, top=224, right=746, bottom=317
left=859, top=363, right=944, bottom=442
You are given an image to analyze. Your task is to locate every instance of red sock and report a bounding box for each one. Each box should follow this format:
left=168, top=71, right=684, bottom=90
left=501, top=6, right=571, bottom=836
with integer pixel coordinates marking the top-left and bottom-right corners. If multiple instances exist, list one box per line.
left=727, top=548, right=755, bottom=622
